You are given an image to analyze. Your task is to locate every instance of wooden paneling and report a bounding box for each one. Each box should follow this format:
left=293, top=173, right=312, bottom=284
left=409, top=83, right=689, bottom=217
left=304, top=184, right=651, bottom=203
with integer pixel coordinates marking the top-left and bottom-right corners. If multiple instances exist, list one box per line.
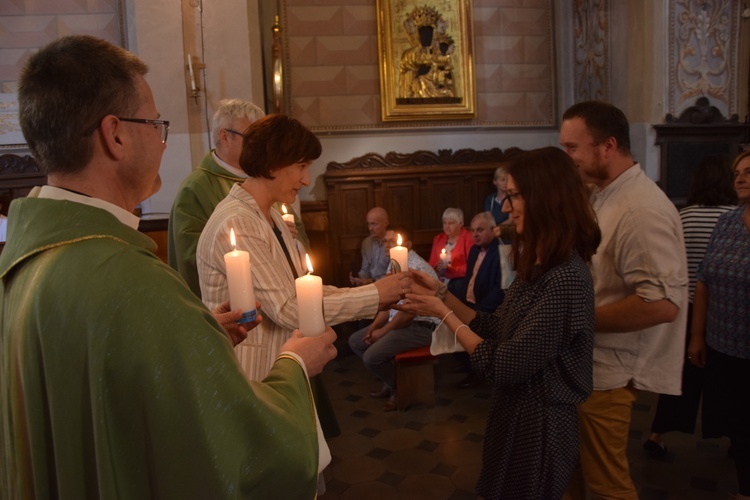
left=0, top=153, right=172, bottom=265
left=324, top=148, right=505, bottom=287
left=654, top=98, right=750, bottom=207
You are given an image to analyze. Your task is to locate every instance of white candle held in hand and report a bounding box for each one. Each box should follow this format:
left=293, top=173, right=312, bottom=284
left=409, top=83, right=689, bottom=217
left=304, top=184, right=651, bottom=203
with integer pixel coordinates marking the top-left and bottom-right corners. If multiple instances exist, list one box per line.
left=390, top=233, right=409, bottom=272
left=295, top=254, right=325, bottom=337
left=440, top=247, right=448, bottom=263
left=224, top=228, right=257, bottom=323
left=281, top=204, right=295, bottom=224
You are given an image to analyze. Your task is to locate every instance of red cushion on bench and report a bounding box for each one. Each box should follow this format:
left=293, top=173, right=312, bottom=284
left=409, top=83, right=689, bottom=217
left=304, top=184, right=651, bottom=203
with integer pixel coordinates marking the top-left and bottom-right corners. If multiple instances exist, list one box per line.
left=395, top=345, right=435, bottom=363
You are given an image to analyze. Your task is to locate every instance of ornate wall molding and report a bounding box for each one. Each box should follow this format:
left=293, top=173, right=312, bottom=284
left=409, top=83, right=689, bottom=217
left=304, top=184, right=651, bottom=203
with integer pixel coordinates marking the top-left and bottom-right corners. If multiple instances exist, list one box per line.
left=573, top=0, right=610, bottom=102
left=669, top=0, right=740, bottom=118
left=326, top=148, right=503, bottom=170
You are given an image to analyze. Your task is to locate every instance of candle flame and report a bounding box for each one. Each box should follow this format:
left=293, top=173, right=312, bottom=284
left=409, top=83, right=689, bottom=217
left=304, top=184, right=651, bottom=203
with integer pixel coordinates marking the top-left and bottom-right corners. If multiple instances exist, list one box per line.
left=281, top=204, right=288, bottom=215
left=230, top=228, right=237, bottom=249
left=397, top=233, right=403, bottom=246
left=305, top=253, right=314, bottom=274
left=441, top=247, right=446, bottom=254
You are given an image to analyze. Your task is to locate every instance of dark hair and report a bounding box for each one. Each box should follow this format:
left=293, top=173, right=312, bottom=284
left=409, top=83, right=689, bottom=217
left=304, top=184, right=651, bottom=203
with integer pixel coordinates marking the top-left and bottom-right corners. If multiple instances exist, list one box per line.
left=506, top=147, right=601, bottom=281
left=239, top=114, right=321, bottom=179
left=386, top=225, right=412, bottom=244
left=686, top=154, right=738, bottom=206
left=562, top=101, right=631, bottom=154
left=18, top=35, right=148, bottom=174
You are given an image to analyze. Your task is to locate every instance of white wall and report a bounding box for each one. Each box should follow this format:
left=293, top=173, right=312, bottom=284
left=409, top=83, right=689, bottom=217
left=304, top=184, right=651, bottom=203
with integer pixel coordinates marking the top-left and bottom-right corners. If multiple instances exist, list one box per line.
left=128, top=0, right=267, bottom=214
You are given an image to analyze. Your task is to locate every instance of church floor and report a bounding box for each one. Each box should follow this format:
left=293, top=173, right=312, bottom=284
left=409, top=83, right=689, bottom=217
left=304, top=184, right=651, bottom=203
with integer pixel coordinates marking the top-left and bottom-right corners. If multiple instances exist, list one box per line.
left=318, top=345, right=737, bottom=500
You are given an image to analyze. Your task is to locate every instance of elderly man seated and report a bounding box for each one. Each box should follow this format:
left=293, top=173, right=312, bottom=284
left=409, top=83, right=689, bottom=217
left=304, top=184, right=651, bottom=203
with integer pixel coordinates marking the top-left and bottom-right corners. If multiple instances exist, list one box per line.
left=450, top=211, right=505, bottom=388
left=350, top=206, right=390, bottom=286
left=348, top=225, right=438, bottom=411
left=452, top=211, right=505, bottom=313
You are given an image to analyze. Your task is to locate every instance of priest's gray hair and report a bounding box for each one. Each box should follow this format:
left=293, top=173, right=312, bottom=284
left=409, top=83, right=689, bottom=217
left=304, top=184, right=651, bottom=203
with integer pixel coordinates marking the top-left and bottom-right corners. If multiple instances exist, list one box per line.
left=211, top=99, right=265, bottom=145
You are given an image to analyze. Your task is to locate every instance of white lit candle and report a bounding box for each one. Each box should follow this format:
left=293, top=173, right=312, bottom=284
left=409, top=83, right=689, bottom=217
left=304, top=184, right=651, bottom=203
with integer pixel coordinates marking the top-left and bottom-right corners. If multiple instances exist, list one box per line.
left=390, top=233, right=409, bottom=272
left=281, top=204, right=295, bottom=224
left=224, top=228, right=257, bottom=323
left=295, top=254, right=325, bottom=337
left=440, top=247, right=448, bottom=263
left=187, top=54, right=196, bottom=91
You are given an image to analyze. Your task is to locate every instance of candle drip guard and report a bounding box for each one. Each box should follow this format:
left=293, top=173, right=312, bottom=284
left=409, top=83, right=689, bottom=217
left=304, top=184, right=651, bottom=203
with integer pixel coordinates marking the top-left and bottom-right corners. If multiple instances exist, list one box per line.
left=237, top=309, right=258, bottom=324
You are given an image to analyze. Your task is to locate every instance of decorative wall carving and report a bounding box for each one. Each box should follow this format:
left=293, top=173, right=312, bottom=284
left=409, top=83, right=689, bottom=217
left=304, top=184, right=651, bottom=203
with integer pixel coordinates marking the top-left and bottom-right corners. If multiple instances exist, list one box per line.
left=669, top=0, right=740, bottom=118
left=573, top=0, right=610, bottom=103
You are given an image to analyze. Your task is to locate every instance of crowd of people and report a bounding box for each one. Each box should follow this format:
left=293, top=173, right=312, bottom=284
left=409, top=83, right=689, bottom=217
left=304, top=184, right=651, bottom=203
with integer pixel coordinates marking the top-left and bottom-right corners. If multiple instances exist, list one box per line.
left=1, top=34, right=747, bottom=500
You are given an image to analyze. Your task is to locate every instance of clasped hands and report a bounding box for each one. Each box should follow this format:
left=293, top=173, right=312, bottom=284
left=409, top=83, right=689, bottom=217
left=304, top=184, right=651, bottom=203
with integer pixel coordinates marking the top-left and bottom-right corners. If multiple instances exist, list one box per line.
left=394, top=269, right=451, bottom=319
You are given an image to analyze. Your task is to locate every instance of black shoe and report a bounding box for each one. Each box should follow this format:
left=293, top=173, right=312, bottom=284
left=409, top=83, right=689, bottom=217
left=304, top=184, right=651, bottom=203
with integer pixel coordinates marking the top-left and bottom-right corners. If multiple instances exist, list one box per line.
left=457, top=373, right=483, bottom=389
left=643, top=439, right=667, bottom=458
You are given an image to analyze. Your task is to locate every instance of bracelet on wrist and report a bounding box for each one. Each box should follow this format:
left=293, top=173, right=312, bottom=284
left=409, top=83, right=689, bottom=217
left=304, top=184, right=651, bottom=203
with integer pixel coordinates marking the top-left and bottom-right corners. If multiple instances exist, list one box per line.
left=454, top=324, right=469, bottom=336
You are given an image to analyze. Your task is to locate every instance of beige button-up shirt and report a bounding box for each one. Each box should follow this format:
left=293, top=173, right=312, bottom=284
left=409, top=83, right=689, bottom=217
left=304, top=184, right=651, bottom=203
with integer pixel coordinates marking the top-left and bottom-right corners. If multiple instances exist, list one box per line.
left=589, top=164, right=688, bottom=395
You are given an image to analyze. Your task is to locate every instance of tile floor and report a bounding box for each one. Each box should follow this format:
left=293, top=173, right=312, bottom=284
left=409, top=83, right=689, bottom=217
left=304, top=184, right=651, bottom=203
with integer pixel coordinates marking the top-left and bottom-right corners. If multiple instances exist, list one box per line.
left=318, top=347, right=737, bottom=500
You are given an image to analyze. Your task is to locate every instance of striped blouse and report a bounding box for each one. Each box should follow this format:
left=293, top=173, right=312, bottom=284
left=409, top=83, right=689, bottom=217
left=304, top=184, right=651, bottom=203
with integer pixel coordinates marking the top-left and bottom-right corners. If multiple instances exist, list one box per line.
left=679, top=204, right=735, bottom=302
left=197, top=184, right=379, bottom=381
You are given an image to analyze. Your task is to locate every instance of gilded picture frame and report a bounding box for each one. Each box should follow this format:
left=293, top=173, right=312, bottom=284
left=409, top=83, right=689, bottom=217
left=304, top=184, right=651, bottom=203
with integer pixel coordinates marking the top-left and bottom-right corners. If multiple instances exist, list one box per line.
left=377, top=0, right=476, bottom=122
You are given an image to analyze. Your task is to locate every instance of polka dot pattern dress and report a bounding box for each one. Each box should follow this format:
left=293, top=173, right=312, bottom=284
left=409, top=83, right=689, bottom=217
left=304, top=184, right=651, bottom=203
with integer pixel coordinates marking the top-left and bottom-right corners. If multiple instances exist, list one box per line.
left=470, top=252, right=594, bottom=499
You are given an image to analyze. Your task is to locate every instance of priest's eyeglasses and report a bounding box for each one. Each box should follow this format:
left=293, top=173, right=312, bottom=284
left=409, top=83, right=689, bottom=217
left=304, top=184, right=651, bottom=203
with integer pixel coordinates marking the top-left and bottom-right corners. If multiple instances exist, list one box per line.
left=118, top=118, right=170, bottom=144
left=223, top=128, right=244, bottom=138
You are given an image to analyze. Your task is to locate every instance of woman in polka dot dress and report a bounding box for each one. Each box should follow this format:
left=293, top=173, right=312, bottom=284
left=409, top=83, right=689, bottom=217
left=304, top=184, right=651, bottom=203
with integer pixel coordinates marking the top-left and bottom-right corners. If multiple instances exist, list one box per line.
left=399, top=147, right=600, bottom=499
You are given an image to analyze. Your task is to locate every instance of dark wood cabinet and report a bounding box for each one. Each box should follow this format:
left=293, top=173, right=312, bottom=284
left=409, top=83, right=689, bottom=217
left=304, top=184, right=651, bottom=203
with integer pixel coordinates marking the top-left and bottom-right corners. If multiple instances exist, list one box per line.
left=654, top=98, right=750, bottom=207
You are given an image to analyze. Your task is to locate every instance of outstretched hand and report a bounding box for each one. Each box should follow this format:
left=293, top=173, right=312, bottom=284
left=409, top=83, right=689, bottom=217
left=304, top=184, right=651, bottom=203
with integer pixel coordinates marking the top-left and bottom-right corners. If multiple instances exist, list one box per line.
left=281, top=327, right=338, bottom=377
left=396, top=292, right=449, bottom=319
left=212, top=300, right=263, bottom=347
left=408, top=268, right=441, bottom=296
left=374, top=271, right=413, bottom=309
left=393, top=269, right=448, bottom=319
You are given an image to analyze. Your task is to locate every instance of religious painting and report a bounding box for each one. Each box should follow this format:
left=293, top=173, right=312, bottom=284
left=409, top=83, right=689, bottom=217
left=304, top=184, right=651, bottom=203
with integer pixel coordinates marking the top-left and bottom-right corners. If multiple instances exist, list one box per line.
left=377, top=0, right=476, bottom=122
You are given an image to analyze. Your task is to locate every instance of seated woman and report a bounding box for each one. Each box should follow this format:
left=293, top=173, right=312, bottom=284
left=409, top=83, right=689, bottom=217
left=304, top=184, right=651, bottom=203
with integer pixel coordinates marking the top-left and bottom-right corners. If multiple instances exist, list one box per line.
left=196, top=114, right=410, bottom=383
left=399, top=147, right=600, bottom=498
left=427, top=207, right=473, bottom=288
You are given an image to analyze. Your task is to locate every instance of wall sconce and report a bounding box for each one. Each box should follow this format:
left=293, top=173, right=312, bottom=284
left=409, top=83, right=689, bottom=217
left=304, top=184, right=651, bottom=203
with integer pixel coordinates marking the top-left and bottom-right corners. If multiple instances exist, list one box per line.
left=186, top=54, right=205, bottom=103
left=272, top=15, right=284, bottom=113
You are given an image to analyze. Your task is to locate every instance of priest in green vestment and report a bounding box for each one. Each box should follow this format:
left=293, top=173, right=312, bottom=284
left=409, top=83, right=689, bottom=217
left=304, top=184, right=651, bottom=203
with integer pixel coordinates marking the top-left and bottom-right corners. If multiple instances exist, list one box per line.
left=1, top=35, right=338, bottom=499
left=167, top=99, right=309, bottom=298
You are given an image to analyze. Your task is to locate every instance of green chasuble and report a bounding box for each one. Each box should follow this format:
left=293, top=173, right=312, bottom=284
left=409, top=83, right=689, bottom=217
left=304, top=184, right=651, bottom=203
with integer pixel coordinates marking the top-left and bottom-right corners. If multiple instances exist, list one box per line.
left=0, top=197, right=319, bottom=499
left=168, top=152, right=309, bottom=298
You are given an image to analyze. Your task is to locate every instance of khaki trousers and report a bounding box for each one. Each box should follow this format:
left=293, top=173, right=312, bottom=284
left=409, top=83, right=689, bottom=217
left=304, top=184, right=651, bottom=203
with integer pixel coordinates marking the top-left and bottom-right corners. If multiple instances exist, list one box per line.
left=564, top=386, right=639, bottom=500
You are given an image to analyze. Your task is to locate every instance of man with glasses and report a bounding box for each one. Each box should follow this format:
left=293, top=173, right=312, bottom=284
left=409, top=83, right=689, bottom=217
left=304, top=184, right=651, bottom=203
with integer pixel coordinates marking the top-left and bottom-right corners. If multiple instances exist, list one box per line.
left=168, top=99, right=308, bottom=298
left=1, top=35, right=337, bottom=498
left=560, top=101, right=688, bottom=499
